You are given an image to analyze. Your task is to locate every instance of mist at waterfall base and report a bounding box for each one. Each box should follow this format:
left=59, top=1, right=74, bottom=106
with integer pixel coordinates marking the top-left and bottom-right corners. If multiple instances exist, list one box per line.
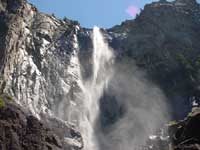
left=96, top=60, right=170, bottom=150
left=61, top=27, right=170, bottom=150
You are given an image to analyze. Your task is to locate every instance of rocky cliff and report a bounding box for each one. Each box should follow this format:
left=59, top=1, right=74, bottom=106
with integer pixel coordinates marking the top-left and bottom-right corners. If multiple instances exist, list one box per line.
left=1, top=0, right=200, bottom=149
left=0, top=94, right=82, bottom=150
left=0, top=0, right=83, bottom=119
left=0, top=0, right=84, bottom=149
left=109, top=0, right=200, bottom=119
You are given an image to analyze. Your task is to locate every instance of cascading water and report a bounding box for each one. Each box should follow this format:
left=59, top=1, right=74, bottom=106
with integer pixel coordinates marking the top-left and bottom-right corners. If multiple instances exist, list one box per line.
left=76, top=26, right=114, bottom=150
left=66, top=26, right=169, bottom=150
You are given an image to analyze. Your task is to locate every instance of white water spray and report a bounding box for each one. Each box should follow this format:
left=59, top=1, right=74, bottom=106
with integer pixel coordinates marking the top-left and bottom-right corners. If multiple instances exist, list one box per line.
left=77, top=26, right=114, bottom=150
left=66, top=26, right=169, bottom=150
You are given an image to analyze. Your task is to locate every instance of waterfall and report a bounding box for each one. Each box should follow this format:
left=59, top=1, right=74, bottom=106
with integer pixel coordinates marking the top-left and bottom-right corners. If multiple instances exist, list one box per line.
left=78, top=26, right=114, bottom=150
left=66, top=26, right=169, bottom=150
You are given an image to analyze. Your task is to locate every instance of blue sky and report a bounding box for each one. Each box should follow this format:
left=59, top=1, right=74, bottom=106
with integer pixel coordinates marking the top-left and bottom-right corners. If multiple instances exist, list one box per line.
left=28, top=0, right=198, bottom=28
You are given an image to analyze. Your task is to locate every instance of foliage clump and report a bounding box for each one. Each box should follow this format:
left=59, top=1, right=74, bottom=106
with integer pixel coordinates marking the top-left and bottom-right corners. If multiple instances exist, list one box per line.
left=0, top=96, right=5, bottom=109
left=0, top=93, right=13, bottom=109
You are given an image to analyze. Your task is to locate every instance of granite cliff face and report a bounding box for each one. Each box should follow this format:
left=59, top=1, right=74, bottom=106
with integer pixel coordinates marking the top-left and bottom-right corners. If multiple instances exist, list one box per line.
left=0, top=0, right=83, bottom=149
left=0, top=0, right=200, bottom=149
left=0, top=0, right=84, bottom=120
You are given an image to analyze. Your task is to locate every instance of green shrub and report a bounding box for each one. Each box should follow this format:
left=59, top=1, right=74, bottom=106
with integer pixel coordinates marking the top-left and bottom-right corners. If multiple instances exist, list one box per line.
left=0, top=93, right=13, bottom=109
left=176, top=54, right=193, bottom=70
left=63, top=17, right=69, bottom=22
left=0, top=97, right=5, bottom=108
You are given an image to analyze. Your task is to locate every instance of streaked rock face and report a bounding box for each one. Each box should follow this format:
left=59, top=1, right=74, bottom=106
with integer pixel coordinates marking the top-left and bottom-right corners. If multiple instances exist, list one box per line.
left=0, top=0, right=83, bottom=120
left=0, top=1, right=84, bottom=149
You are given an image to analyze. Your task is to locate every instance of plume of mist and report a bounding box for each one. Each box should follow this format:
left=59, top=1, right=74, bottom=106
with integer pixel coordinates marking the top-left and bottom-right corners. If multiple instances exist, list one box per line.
left=96, top=58, right=171, bottom=150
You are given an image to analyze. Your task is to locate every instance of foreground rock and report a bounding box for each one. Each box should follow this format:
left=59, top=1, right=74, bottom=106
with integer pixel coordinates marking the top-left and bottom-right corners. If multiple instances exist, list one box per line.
left=168, top=107, right=200, bottom=150
left=141, top=107, right=200, bottom=150
left=0, top=96, right=83, bottom=150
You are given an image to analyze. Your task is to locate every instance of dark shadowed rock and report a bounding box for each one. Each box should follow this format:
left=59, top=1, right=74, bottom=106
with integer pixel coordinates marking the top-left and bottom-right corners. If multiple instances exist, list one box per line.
left=109, top=0, right=200, bottom=119
left=0, top=97, right=83, bottom=150
left=168, top=108, right=200, bottom=150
